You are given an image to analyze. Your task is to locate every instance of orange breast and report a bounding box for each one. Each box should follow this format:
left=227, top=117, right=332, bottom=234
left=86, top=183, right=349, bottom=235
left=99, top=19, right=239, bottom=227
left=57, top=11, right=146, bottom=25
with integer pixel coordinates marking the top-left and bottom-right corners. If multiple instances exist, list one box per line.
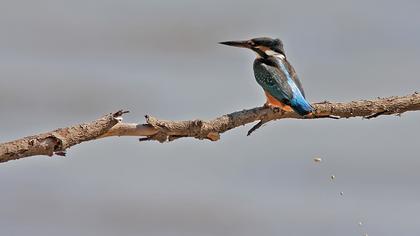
left=264, top=91, right=293, bottom=112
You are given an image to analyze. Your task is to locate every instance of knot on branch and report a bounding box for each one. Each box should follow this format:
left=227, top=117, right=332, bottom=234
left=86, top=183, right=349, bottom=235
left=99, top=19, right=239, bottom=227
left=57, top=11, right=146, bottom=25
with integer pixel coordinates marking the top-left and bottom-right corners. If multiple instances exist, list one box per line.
left=29, top=133, right=65, bottom=157
left=142, top=115, right=220, bottom=143
left=141, top=115, right=168, bottom=142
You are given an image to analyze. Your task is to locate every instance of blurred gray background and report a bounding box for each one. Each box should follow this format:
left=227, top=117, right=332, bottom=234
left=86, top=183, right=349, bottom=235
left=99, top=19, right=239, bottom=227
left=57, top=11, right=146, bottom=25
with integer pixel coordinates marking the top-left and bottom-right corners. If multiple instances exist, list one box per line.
left=1, top=0, right=420, bottom=235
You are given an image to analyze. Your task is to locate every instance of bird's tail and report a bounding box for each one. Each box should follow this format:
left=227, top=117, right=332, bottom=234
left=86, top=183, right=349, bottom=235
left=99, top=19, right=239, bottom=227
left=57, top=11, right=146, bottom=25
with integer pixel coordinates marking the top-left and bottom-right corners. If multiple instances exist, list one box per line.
left=291, top=99, right=313, bottom=116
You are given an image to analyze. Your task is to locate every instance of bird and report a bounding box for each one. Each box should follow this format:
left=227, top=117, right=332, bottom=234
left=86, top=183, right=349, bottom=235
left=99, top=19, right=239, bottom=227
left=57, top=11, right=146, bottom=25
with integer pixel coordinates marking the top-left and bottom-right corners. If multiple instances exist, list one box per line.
left=219, top=37, right=313, bottom=117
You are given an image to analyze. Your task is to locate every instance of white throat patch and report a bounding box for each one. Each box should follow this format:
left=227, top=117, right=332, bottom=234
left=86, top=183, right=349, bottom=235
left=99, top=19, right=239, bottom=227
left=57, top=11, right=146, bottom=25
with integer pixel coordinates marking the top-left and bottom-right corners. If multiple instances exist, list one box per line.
left=265, top=49, right=285, bottom=59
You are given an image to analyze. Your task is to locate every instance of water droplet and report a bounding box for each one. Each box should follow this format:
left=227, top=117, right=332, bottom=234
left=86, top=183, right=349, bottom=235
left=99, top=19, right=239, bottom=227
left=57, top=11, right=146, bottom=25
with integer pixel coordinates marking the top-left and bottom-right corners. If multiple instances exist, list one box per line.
left=330, top=175, right=335, bottom=180
left=313, top=157, right=322, bottom=163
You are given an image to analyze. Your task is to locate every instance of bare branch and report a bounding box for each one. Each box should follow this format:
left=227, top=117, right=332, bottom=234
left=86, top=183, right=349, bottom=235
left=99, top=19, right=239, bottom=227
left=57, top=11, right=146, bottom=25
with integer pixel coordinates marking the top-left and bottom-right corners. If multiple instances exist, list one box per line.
left=0, top=110, right=127, bottom=163
left=121, top=93, right=420, bottom=142
left=1, top=93, right=419, bottom=163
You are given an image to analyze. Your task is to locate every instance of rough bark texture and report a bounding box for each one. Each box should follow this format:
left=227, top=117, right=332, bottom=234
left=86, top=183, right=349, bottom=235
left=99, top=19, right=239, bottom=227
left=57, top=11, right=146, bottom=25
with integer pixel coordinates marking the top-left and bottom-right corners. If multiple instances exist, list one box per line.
left=135, top=93, right=420, bottom=142
left=1, top=93, right=419, bottom=163
left=0, top=111, right=126, bottom=163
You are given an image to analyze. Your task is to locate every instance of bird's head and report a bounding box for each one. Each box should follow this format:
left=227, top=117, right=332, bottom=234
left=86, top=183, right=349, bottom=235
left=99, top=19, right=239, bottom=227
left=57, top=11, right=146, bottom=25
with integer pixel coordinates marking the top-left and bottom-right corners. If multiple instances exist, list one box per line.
left=219, top=37, right=285, bottom=58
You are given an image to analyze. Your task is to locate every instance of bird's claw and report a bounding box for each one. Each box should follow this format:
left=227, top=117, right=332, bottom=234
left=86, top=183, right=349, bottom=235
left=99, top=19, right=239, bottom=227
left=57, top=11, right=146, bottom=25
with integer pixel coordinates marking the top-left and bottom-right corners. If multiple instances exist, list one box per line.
left=263, top=103, right=281, bottom=113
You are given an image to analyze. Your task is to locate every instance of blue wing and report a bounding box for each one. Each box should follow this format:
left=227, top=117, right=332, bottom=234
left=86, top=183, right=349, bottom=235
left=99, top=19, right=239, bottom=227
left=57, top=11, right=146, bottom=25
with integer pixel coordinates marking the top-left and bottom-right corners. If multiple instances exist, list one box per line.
left=285, top=62, right=306, bottom=98
left=253, top=58, right=312, bottom=116
left=253, top=59, right=293, bottom=103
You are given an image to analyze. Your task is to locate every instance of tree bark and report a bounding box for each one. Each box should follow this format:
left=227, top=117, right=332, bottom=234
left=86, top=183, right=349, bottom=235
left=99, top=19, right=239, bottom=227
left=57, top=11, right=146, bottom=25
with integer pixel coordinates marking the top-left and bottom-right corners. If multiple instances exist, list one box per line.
left=1, top=93, right=419, bottom=163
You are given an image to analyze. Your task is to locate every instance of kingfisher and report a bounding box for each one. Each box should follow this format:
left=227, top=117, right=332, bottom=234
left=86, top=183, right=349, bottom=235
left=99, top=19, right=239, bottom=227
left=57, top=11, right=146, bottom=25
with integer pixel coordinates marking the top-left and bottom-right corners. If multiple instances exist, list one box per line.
left=219, top=37, right=313, bottom=117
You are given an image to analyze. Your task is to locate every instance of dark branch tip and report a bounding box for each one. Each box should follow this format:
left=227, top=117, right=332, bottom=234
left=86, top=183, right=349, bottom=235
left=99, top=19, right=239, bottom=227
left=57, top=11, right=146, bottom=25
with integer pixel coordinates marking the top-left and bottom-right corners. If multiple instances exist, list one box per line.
left=139, top=137, right=151, bottom=142
left=364, top=110, right=388, bottom=119
left=113, top=110, right=129, bottom=118
left=247, top=120, right=267, bottom=136
left=54, top=151, right=66, bottom=157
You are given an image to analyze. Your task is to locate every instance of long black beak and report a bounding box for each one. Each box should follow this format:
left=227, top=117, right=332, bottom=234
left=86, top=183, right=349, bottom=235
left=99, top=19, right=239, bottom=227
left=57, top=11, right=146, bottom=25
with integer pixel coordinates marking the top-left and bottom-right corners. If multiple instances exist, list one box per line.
left=219, top=40, right=252, bottom=48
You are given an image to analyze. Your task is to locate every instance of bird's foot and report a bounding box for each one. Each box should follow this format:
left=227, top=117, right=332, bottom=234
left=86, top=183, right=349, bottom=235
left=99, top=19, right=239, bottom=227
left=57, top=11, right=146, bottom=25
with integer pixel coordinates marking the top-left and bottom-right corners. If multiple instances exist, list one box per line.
left=263, top=103, right=281, bottom=113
